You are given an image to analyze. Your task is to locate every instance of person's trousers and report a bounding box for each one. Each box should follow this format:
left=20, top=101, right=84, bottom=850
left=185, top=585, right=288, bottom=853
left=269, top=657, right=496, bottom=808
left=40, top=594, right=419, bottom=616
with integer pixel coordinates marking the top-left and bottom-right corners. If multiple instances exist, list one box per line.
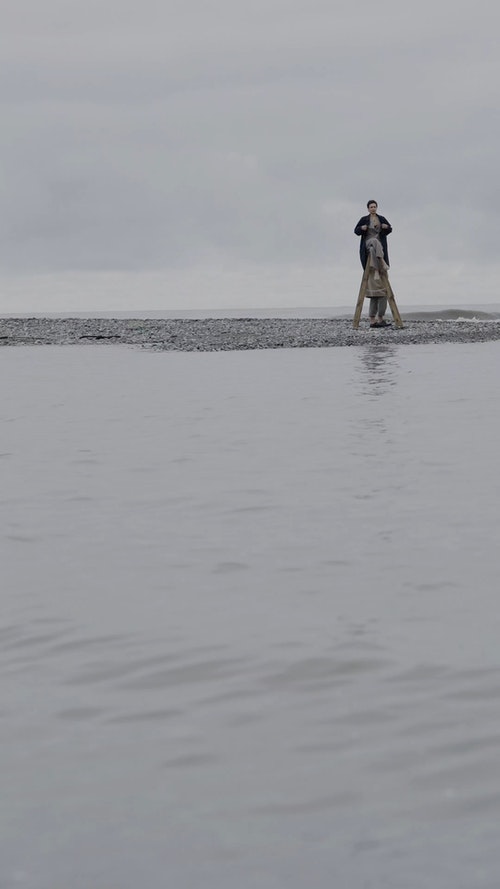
left=369, top=295, right=387, bottom=317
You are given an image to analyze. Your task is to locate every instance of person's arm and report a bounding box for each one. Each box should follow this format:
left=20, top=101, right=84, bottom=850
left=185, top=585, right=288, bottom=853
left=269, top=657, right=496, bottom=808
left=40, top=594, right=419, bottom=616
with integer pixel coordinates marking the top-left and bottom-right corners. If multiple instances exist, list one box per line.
left=380, top=216, right=392, bottom=234
left=354, top=217, right=368, bottom=236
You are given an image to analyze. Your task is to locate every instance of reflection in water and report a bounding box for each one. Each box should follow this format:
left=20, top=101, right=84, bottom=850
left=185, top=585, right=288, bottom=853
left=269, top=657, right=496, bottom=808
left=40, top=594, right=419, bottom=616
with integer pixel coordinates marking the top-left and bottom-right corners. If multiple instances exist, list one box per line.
left=350, top=345, right=401, bottom=455
left=358, top=344, right=399, bottom=398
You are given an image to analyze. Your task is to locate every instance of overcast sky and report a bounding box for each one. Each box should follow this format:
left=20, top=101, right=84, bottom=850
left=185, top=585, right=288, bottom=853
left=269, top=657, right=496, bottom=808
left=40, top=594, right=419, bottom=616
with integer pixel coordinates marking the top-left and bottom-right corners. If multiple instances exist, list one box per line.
left=1, top=0, right=499, bottom=309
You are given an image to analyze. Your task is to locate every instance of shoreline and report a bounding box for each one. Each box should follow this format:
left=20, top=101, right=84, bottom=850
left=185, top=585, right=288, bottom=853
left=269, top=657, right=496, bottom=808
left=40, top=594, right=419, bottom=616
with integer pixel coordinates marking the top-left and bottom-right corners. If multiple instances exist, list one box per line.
left=1, top=316, right=500, bottom=350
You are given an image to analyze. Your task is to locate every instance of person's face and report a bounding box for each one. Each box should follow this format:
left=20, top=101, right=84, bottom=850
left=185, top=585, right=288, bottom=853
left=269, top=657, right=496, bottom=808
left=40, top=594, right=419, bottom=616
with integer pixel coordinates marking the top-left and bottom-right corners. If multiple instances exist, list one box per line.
left=368, top=202, right=378, bottom=215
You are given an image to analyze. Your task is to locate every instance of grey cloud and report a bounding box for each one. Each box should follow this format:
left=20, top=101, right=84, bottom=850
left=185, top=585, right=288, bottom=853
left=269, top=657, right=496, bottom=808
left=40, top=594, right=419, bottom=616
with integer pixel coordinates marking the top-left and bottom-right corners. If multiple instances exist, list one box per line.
left=1, top=0, right=499, bottom=277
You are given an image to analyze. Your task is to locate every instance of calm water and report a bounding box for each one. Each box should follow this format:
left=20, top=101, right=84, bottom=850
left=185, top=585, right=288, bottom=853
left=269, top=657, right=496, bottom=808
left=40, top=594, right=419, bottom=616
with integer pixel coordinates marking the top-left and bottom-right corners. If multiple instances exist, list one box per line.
left=1, top=342, right=500, bottom=888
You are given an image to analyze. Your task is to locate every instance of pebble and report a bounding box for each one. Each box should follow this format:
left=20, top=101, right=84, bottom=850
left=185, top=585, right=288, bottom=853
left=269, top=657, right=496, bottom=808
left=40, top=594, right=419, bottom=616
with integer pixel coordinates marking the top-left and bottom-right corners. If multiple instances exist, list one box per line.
left=0, top=317, right=499, bottom=351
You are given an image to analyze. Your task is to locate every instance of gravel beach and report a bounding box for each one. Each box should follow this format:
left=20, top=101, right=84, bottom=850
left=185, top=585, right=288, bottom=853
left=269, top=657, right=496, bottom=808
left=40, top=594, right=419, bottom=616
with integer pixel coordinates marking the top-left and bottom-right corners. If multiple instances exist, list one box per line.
left=1, top=315, right=500, bottom=350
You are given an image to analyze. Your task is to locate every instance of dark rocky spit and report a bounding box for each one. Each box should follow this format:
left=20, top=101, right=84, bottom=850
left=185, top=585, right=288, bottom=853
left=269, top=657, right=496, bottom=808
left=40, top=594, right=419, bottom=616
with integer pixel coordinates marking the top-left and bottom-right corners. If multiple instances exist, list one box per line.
left=1, top=316, right=500, bottom=351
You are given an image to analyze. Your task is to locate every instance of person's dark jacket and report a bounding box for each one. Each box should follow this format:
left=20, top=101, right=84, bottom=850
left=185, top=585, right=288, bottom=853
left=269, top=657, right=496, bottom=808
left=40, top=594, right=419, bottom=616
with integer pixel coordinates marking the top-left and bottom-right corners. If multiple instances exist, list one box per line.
left=354, top=215, right=392, bottom=268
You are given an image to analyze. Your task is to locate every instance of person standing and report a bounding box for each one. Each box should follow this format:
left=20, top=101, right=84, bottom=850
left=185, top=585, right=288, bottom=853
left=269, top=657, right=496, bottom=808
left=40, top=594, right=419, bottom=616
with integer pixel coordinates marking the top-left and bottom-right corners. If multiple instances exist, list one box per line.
left=354, top=201, right=393, bottom=328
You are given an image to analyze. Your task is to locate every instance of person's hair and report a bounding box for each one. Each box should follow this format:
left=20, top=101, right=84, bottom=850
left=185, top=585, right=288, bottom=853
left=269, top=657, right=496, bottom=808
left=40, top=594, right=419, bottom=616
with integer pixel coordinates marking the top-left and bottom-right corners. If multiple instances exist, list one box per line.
left=367, top=200, right=378, bottom=208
